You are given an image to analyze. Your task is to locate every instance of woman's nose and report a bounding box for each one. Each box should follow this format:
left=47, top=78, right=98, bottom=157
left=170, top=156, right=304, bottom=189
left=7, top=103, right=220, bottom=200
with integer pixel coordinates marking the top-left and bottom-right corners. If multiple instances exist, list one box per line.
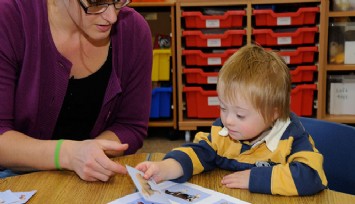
left=101, top=5, right=118, bottom=23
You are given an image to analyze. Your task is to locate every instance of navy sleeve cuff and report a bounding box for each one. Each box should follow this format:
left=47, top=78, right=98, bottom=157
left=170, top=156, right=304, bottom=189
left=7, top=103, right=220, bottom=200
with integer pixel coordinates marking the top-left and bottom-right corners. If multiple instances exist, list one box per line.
left=249, top=167, right=272, bottom=194
left=164, top=150, right=194, bottom=183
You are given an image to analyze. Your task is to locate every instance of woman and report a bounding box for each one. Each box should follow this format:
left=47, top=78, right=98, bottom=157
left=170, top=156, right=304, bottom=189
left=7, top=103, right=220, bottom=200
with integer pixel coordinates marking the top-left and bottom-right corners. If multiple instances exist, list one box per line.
left=0, top=0, right=152, bottom=181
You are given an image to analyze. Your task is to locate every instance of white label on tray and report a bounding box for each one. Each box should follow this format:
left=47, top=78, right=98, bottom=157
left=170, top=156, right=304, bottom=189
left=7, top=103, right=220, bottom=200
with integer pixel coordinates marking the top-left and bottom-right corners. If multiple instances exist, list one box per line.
left=207, top=76, right=218, bottom=84
left=277, top=37, right=292, bottom=45
left=208, top=96, right=220, bottom=106
left=208, top=57, right=222, bottom=65
left=281, top=55, right=291, bottom=64
left=207, top=39, right=221, bottom=47
left=277, top=17, right=291, bottom=25
left=206, top=19, right=220, bottom=28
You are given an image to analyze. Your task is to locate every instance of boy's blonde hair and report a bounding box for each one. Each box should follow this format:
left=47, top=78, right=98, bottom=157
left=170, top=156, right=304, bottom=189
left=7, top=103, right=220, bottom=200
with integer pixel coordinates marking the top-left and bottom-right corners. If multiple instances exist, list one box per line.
left=217, top=44, right=291, bottom=125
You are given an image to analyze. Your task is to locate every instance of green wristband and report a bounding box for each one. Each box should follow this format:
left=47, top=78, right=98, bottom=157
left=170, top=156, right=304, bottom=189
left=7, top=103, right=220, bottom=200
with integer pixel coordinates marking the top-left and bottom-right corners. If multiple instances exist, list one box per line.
left=54, top=139, right=64, bottom=170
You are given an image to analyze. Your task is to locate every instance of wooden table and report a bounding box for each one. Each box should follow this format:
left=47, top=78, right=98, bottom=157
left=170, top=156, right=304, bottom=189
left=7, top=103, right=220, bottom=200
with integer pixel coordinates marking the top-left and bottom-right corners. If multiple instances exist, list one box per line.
left=1, top=153, right=355, bottom=204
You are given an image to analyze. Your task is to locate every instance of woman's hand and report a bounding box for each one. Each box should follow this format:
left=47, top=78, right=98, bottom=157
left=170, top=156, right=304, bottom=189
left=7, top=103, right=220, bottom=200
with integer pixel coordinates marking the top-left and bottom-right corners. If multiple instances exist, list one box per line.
left=61, top=139, right=128, bottom=182
left=136, top=159, right=183, bottom=183
left=221, top=169, right=251, bottom=189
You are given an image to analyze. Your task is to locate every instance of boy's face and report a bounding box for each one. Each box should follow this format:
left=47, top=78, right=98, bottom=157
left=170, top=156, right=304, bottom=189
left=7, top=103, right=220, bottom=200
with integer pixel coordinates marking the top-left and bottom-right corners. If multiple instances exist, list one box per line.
left=219, top=94, right=271, bottom=141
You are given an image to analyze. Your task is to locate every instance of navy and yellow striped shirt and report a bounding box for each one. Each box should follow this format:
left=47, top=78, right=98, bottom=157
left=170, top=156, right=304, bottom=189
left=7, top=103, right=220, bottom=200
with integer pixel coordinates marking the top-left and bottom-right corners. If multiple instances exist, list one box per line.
left=164, top=113, right=327, bottom=196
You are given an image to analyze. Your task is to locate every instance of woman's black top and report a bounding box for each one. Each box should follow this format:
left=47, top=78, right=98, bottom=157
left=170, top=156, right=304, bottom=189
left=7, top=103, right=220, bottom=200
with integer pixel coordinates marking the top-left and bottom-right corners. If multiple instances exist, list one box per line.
left=52, top=47, right=112, bottom=140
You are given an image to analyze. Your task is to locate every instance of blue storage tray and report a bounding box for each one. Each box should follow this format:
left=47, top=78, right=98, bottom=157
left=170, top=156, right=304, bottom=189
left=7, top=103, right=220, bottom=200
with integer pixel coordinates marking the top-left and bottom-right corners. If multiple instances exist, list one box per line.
left=150, top=87, right=172, bottom=118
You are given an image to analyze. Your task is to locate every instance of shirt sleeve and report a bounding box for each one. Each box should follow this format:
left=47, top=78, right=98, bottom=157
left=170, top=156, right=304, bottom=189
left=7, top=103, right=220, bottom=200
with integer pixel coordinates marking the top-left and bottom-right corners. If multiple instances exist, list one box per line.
left=0, top=0, right=24, bottom=134
left=106, top=8, right=153, bottom=154
left=164, top=131, right=218, bottom=183
left=249, top=133, right=327, bottom=196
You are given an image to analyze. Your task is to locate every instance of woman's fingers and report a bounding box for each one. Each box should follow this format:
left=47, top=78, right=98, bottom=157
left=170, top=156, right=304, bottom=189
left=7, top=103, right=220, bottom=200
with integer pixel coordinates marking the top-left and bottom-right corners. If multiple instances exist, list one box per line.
left=98, top=140, right=129, bottom=152
left=69, top=140, right=129, bottom=181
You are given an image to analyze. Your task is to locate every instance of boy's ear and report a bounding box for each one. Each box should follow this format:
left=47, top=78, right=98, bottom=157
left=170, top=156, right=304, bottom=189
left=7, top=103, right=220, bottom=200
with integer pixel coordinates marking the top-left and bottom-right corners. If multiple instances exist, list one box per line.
left=273, top=107, right=280, bottom=121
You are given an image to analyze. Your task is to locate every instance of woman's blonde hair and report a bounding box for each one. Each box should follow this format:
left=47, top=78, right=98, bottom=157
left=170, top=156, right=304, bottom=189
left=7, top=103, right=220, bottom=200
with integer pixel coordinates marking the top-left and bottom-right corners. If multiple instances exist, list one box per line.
left=217, top=44, right=291, bottom=124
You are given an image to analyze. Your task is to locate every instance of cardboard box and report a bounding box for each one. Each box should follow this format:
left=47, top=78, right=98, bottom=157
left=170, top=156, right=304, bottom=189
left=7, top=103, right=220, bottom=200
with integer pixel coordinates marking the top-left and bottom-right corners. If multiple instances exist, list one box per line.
left=344, top=29, right=355, bottom=64
left=329, top=82, right=355, bottom=115
left=328, top=22, right=355, bottom=64
left=345, top=41, right=355, bottom=64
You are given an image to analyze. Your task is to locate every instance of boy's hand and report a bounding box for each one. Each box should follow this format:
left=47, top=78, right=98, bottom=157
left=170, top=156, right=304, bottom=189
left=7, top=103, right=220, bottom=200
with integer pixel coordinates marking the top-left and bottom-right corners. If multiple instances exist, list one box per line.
left=136, top=159, right=183, bottom=183
left=221, top=169, right=251, bottom=189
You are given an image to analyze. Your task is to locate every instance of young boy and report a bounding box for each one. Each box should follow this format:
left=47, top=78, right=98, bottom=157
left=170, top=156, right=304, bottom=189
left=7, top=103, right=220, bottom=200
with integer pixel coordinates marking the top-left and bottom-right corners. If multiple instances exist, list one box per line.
left=136, top=45, right=327, bottom=196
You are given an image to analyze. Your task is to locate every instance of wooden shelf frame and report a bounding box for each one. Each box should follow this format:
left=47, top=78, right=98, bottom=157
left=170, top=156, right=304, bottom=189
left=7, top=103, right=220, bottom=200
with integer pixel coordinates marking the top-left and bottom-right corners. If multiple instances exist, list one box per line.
left=133, top=0, right=355, bottom=131
left=130, top=1, right=178, bottom=129
left=176, top=0, right=252, bottom=131
left=176, top=0, right=324, bottom=131
left=318, top=1, right=355, bottom=123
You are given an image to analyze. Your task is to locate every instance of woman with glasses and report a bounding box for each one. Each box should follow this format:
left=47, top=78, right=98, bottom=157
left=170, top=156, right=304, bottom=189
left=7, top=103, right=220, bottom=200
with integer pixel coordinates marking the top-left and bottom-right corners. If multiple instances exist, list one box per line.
left=0, top=0, right=152, bottom=182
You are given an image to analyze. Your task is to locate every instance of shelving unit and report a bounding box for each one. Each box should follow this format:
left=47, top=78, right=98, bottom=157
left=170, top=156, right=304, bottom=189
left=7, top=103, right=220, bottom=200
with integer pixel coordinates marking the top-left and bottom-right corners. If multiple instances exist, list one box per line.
left=131, top=0, right=354, bottom=141
left=252, top=2, right=320, bottom=117
left=130, top=0, right=178, bottom=130
left=175, top=0, right=323, bottom=141
left=176, top=0, right=248, bottom=136
left=317, top=0, right=355, bottom=124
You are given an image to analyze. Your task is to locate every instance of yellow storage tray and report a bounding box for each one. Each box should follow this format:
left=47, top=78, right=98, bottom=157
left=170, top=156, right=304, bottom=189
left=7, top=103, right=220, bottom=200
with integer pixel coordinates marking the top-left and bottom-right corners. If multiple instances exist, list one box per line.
left=152, top=49, right=171, bottom=81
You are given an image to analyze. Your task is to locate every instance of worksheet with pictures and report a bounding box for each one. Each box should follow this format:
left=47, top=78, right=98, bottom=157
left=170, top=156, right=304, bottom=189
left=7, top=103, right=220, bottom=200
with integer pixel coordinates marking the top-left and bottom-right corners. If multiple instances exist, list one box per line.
left=158, top=181, right=250, bottom=204
left=125, top=165, right=170, bottom=203
left=109, top=166, right=250, bottom=204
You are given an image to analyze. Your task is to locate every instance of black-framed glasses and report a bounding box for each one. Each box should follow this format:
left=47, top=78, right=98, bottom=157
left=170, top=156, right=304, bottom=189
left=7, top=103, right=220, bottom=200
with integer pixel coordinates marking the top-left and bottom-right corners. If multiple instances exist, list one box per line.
left=79, top=0, right=131, bottom=14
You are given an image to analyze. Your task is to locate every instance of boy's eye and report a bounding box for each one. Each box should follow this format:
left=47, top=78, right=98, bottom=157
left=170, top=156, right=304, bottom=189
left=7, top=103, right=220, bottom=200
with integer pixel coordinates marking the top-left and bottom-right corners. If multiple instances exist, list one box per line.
left=236, top=114, right=245, bottom=119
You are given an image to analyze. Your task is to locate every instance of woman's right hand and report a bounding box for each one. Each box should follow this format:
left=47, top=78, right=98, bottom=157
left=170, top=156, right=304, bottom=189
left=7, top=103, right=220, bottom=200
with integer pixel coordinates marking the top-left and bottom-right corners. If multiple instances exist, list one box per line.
left=60, top=139, right=128, bottom=182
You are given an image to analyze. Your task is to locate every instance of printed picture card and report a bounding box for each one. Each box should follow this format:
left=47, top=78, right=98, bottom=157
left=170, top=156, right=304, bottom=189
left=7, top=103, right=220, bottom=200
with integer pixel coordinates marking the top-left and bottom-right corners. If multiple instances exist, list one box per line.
left=111, top=166, right=250, bottom=204
left=126, top=165, right=171, bottom=204
left=0, top=190, right=37, bottom=204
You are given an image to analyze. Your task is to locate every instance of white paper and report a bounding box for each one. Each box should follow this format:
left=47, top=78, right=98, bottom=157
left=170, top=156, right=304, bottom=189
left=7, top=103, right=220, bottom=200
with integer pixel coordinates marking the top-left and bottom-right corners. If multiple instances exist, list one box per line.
left=0, top=190, right=20, bottom=204
left=329, top=83, right=355, bottom=114
left=345, top=41, right=355, bottom=64
left=126, top=165, right=170, bottom=204
left=0, top=190, right=37, bottom=204
left=109, top=179, right=250, bottom=204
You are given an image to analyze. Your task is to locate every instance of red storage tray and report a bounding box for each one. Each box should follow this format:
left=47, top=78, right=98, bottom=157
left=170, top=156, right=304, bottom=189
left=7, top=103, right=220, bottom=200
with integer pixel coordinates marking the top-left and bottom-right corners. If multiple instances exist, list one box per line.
left=183, top=30, right=246, bottom=47
left=290, top=65, right=317, bottom=83
left=183, top=86, right=220, bottom=118
left=184, top=84, right=316, bottom=118
left=253, top=27, right=318, bottom=46
left=253, top=7, right=320, bottom=26
left=183, top=49, right=237, bottom=66
left=182, top=10, right=246, bottom=28
left=183, top=68, right=219, bottom=84
left=278, top=46, right=318, bottom=65
left=291, top=84, right=317, bottom=116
